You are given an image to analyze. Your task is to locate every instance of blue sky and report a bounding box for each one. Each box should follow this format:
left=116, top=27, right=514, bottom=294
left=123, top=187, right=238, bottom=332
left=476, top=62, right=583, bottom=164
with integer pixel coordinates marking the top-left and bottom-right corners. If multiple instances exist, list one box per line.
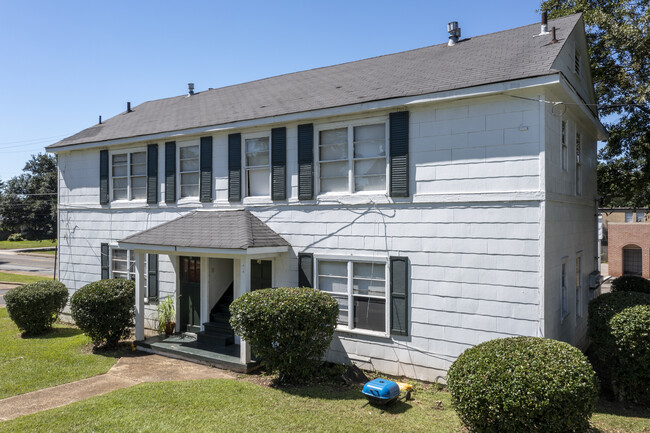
left=0, top=0, right=544, bottom=182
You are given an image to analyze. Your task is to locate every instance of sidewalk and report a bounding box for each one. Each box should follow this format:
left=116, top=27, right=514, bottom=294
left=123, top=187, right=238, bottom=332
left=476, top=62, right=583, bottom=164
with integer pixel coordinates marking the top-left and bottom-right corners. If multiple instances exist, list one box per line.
left=0, top=353, right=235, bottom=421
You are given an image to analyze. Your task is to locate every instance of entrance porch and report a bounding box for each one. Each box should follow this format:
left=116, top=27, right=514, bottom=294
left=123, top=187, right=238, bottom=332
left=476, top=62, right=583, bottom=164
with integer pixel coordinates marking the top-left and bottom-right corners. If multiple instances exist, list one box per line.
left=118, top=210, right=290, bottom=369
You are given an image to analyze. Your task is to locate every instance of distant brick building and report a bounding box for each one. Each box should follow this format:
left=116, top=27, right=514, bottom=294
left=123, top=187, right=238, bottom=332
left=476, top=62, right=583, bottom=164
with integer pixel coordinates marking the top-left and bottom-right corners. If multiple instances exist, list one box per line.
left=608, top=216, right=650, bottom=278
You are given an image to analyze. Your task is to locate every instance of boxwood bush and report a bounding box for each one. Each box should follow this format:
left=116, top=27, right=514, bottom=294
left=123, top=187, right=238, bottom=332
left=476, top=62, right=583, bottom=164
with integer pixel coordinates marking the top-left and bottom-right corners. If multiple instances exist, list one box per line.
left=229, top=287, right=338, bottom=384
left=70, top=279, right=135, bottom=348
left=4, top=280, right=68, bottom=334
left=588, top=291, right=650, bottom=404
left=610, top=275, right=650, bottom=295
left=447, top=337, right=598, bottom=433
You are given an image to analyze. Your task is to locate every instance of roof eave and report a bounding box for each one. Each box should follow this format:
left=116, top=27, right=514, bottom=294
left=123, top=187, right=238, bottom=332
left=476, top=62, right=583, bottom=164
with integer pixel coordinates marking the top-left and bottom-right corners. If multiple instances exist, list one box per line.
left=117, top=242, right=289, bottom=256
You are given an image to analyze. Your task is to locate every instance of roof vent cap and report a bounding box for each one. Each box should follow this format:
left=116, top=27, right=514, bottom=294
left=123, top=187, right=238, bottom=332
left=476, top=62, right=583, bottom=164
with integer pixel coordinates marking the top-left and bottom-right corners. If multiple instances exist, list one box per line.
left=188, top=83, right=195, bottom=96
left=447, top=21, right=461, bottom=46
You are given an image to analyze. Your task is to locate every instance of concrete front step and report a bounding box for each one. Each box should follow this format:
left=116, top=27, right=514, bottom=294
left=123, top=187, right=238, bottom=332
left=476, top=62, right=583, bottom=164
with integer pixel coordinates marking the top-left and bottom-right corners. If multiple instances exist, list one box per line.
left=196, top=330, right=234, bottom=347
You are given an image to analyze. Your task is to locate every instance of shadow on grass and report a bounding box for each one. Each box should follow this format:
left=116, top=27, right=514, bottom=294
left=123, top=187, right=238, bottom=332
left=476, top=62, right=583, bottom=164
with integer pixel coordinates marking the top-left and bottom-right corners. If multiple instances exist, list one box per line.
left=20, top=327, right=84, bottom=339
left=594, top=399, right=650, bottom=419
left=90, top=341, right=142, bottom=360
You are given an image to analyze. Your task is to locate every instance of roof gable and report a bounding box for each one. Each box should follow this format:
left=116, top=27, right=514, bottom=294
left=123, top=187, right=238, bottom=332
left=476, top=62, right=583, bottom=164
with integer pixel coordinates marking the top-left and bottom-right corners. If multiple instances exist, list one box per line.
left=48, top=14, right=583, bottom=150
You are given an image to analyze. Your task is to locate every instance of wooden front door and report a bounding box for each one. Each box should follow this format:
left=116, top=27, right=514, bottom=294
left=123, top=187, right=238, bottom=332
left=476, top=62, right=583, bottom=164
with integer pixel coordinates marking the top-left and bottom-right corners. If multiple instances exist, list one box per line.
left=180, top=256, right=201, bottom=331
left=250, top=260, right=272, bottom=291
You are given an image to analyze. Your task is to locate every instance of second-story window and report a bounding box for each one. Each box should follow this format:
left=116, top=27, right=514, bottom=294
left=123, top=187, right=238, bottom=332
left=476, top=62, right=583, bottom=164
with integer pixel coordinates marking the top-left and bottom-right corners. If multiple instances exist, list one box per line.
left=575, top=132, right=582, bottom=196
left=111, top=151, right=146, bottom=200
left=318, top=121, right=387, bottom=194
left=244, top=135, right=270, bottom=197
left=179, top=145, right=199, bottom=198
left=561, top=120, right=568, bottom=171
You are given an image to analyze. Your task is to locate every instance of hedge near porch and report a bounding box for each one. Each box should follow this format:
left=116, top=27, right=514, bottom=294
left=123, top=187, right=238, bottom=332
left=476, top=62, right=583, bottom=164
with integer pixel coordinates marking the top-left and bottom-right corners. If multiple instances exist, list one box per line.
left=229, top=287, right=338, bottom=384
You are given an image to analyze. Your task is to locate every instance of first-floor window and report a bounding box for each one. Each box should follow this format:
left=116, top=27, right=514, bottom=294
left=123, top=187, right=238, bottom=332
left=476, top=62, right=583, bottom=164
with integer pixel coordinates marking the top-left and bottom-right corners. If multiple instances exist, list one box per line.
left=636, top=212, right=645, bottom=222
left=561, top=260, right=568, bottom=320
left=576, top=255, right=582, bottom=319
left=317, top=259, right=386, bottom=332
left=111, top=249, right=158, bottom=300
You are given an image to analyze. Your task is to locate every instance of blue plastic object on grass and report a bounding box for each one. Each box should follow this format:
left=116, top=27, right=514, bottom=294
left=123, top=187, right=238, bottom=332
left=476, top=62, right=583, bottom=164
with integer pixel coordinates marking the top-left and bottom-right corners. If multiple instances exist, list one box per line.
left=362, top=378, right=400, bottom=405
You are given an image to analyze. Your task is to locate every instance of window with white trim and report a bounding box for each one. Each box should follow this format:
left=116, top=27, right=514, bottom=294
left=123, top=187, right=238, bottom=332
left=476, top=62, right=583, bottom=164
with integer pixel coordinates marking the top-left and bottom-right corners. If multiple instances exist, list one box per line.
left=317, top=259, right=387, bottom=333
left=561, top=120, right=568, bottom=171
left=111, top=249, right=159, bottom=300
left=576, top=254, right=582, bottom=319
left=179, top=144, right=199, bottom=198
left=561, top=259, right=568, bottom=321
left=318, top=121, right=387, bottom=194
left=244, top=134, right=270, bottom=197
left=575, top=132, right=582, bottom=196
left=111, top=151, right=146, bottom=200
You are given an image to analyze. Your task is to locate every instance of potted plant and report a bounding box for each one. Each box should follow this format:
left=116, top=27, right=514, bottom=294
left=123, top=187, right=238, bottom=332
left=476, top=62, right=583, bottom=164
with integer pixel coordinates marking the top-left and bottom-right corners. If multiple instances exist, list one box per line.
left=156, top=296, right=176, bottom=335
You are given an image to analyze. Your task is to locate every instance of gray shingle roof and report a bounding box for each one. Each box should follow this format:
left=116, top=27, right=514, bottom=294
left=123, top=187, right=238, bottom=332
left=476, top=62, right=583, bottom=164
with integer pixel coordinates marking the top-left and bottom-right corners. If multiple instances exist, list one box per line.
left=48, top=14, right=581, bottom=150
left=119, top=210, right=290, bottom=250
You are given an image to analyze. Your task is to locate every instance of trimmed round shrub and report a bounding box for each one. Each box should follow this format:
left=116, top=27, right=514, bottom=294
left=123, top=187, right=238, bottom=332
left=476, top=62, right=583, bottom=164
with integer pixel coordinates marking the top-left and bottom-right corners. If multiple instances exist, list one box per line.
left=70, top=279, right=135, bottom=348
left=609, top=305, right=650, bottom=404
left=447, top=337, right=599, bottom=433
left=229, top=287, right=338, bottom=384
left=4, top=280, right=68, bottom=334
left=588, top=291, right=650, bottom=404
left=611, top=275, right=650, bottom=295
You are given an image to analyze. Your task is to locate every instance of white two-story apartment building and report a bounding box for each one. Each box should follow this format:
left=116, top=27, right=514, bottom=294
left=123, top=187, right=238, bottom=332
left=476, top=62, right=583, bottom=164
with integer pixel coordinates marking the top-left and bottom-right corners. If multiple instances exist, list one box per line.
left=47, top=13, right=606, bottom=381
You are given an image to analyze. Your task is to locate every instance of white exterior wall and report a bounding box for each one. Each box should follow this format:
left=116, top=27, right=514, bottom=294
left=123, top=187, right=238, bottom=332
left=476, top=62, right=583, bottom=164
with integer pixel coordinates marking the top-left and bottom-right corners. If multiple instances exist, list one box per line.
left=543, top=91, right=599, bottom=348
left=56, top=90, right=561, bottom=382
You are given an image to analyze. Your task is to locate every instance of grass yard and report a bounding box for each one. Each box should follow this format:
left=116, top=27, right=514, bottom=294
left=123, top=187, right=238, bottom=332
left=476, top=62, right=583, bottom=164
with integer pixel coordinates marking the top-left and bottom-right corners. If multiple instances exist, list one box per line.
left=0, top=308, right=118, bottom=399
left=0, top=272, right=50, bottom=284
left=0, top=240, right=56, bottom=250
left=0, top=378, right=647, bottom=433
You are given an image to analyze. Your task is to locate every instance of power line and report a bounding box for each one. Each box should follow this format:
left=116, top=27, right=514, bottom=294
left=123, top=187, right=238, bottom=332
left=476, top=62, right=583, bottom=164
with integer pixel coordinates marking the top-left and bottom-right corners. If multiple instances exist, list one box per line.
left=0, top=133, right=71, bottom=146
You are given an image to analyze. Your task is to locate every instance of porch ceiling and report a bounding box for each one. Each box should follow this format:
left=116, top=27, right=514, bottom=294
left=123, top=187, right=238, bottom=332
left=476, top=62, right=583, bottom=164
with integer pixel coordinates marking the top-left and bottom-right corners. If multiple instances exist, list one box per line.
left=118, top=210, right=290, bottom=254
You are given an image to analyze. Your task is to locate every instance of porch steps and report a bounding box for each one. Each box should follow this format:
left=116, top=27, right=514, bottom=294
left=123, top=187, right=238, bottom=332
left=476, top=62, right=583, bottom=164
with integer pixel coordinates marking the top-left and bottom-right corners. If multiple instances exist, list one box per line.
left=196, top=285, right=235, bottom=349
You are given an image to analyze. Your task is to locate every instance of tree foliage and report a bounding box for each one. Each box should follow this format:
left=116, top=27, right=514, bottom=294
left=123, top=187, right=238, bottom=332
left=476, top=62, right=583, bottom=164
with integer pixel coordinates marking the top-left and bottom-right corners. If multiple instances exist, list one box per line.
left=541, top=0, right=650, bottom=207
left=0, top=153, right=57, bottom=239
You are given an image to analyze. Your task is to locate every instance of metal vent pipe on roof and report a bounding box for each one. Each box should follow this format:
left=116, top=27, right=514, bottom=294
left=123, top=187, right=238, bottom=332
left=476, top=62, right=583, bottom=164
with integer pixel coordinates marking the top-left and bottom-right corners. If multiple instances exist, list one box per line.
left=541, top=11, right=549, bottom=34
left=188, top=83, right=195, bottom=96
left=127, top=102, right=132, bottom=113
left=447, top=21, right=461, bottom=46
left=551, top=26, right=558, bottom=43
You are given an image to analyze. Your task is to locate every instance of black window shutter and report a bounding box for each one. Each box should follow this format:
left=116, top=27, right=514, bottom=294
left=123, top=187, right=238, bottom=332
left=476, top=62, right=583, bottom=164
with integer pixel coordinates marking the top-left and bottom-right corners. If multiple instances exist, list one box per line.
left=99, top=150, right=109, bottom=204
left=298, top=253, right=314, bottom=288
left=271, top=127, right=287, bottom=200
left=101, top=243, right=109, bottom=279
left=165, top=141, right=176, bottom=203
left=228, top=133, right=242, bottom=201
left=389, top=111, right=409, bottom=197
left=147, top=144, right=158, bottom=204
left=297, top=124, right=314, bottom=200
left=390, top=256, right=409, bottom=336
left=147, top=254, right=159, bottom=299
left=200, top=136, right=213, bottom=203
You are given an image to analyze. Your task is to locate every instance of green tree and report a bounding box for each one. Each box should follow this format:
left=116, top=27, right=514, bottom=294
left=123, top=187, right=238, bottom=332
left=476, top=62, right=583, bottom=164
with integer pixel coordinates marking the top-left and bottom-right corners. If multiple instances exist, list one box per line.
left=0, top=153, right=57, bottom=239
left=540, top=0, right=649, bottom=207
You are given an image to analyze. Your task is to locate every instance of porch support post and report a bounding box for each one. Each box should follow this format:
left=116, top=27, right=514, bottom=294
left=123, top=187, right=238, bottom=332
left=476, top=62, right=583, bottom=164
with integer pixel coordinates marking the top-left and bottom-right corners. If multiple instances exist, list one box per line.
left=134, top=251, right=145, bottom=341
left=200, top=256, right=210, bottom=330
left=240, top=258, right=251, bottom=365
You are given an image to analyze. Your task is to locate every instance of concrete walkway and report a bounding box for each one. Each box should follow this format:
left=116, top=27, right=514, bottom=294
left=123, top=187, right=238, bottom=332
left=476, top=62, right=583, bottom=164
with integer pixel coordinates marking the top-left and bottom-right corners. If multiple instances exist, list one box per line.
left=0, top=353, right=235, bottom=422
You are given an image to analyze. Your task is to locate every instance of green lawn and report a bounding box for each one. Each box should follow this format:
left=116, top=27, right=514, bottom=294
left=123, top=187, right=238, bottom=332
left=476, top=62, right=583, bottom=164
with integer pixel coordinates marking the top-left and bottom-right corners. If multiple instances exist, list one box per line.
left=0, top=239, right=56, bottom=250
left=0, top=272, right=50, bottom=284
left=0, top=378, right=647, bottom=433
left=0, top=308, right=118, bottom=399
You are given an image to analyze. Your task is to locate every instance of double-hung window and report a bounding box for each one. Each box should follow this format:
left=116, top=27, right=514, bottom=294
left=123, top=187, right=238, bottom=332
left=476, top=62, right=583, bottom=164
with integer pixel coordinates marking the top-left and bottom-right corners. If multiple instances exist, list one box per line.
left=111, top=248, right=159, bottom=300
left=575, top=132, right=582, bottom=196
left=318, top=121, right=387, bottom=194
left=576, top=254, right=582, bottom=319
left=179, top=144, right=199, bottom=198
left=317, top=259, right=387, bottom=333
left=561, top=120, right=568, bottom=171
left=561, top=259, right=568, bottom=321
left=636, top=212, right=645, bottom=222
left=111, top=151, right=146, bottom=200
left=244, top=134, right=270, bottom=197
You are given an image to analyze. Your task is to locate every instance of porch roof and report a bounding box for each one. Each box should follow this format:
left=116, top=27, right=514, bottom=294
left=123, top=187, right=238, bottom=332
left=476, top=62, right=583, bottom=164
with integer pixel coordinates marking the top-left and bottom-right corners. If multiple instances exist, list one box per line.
left=118, top=210, right=290, bottom=254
